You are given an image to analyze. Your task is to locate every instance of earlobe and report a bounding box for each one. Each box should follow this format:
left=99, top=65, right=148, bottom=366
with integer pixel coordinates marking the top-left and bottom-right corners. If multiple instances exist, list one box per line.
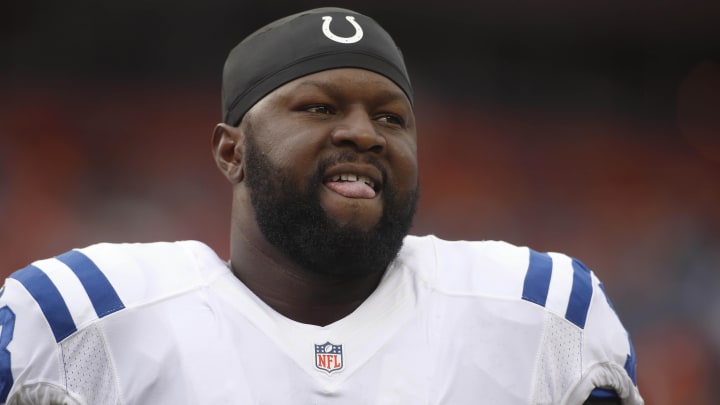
left=212, top=123, right=244, bottom=183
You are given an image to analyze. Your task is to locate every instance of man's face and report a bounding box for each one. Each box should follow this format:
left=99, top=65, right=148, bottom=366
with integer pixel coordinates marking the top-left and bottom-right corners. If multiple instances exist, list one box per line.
left=241, top=68, right=419, bottom=278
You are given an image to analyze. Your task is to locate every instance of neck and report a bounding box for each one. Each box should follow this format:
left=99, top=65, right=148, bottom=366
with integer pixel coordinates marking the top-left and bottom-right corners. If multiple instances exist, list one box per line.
left=229, top=207, right=385, bottom=326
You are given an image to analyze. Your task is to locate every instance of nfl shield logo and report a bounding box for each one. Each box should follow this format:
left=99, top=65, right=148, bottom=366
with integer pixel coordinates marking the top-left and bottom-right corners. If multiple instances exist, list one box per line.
left=314, top=342, right=344, bottom=373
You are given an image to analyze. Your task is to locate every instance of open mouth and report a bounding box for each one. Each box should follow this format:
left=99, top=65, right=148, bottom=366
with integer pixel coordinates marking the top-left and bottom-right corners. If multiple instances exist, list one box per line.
left=323, top=168, right=382, bottom=199
left=328, top=173, right=375, bottom=189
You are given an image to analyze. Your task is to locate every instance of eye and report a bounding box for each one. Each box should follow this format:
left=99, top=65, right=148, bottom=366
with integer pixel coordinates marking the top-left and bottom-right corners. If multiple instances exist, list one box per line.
left=305, top=104, right=334, bottom=114
left=375, top=113, right=406, bottom=128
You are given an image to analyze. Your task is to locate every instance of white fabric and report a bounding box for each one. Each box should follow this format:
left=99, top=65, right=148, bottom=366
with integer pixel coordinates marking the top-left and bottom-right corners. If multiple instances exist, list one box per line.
left=7, top=382, right=84, bottom=405
left=60, top=325, right=120, bottom=405
left=1, top=236, right=644, bottom=404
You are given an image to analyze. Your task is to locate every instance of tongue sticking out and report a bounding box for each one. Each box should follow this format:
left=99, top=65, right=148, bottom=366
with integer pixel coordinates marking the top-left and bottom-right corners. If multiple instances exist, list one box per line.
left=325, top=180, right=376, bottom=199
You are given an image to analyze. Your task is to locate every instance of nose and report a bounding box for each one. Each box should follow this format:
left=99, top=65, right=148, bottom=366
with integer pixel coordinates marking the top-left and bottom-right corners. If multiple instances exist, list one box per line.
left=330, top=109, right=386, bottom=153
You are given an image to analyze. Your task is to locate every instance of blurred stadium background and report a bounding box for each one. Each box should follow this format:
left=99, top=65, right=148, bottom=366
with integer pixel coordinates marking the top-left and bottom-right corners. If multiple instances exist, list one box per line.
left=1, top=1, right=719, bottom=403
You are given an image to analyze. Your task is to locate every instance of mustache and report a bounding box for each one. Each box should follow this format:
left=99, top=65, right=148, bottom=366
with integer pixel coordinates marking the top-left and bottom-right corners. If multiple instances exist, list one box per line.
left=317, top=151, right=388, bottom=183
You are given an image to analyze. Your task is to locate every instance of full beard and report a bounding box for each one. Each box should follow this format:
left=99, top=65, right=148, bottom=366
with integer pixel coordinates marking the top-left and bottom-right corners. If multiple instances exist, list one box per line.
left=243, top=131, right=419, bottom=279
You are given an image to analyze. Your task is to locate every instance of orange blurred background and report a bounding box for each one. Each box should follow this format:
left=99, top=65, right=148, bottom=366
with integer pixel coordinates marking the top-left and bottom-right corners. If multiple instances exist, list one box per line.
left=1, top=1, right=719, bottom=403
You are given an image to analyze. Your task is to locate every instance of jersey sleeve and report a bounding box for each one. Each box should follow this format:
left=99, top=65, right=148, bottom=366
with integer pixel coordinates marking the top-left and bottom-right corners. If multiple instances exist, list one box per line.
left=565, top=260, right=644, bottom=405
left=0, top=244, right=135, bottom=405
left=0, top=267, right=69, bottom=404
left=0, top=241, right=213, bottom=405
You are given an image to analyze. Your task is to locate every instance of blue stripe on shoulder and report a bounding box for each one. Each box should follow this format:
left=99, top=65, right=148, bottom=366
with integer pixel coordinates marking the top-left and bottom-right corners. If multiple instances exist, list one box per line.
left=599, top=281, right=637, bottom=385
left=56, top=250, right=125, bottom=318
left=522, top=249, right=553, bottom=307
left=565, top=258, right=593, bottom=328
left=9, top=266, right=77, bottom=342
left=625, top=334, right=638, bottom=385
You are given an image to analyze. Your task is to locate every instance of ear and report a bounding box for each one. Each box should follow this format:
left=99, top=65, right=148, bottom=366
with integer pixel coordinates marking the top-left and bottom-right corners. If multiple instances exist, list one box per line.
left=212, top=123, right=244, bottom=184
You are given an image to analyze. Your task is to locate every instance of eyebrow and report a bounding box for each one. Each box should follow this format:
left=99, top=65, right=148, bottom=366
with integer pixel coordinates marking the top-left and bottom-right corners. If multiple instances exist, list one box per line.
left=293, top=79, right=409, bottom=105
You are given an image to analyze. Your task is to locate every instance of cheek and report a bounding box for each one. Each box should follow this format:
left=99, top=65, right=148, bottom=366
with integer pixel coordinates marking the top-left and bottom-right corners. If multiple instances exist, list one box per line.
left=286, top=143, right=328, bottom=175
left=256, top=131, right=320, bottom=174
left=388, top=139, right=419, bottom=190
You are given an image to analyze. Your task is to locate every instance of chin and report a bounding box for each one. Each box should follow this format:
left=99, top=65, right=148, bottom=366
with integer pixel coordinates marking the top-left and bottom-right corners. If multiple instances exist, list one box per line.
left=320, top=196, right=384, bottom=232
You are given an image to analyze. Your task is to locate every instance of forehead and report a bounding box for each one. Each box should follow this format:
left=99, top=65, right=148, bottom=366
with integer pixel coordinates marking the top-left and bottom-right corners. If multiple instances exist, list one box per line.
left=265, top=68, right=411, bottom=104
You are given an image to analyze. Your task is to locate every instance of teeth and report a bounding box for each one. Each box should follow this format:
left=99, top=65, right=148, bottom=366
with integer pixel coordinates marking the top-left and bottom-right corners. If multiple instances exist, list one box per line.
left=331, top=173, right=375, bottom=189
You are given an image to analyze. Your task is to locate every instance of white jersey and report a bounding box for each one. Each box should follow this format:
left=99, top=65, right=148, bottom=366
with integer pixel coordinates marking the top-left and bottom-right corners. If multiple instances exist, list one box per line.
left=0, top=235, right=643, bottom=404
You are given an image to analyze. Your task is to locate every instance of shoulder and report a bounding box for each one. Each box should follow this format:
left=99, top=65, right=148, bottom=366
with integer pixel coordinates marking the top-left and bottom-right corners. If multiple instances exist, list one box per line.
left=0, top=240, right=228, bottom=404
left=402, top=235, right=607, bottom=323
left=399, top=234, right=527, bottom=279
left=2, top=240, right=226, bottom=342
left=400, top=235, right=569, bottom=305
left=400, top=235, right=643, bottom=404
left=401, top=234, right=632, bottom=335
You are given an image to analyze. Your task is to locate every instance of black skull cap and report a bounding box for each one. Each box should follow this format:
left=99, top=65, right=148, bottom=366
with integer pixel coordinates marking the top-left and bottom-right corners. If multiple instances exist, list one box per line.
left=222, top=7, right=413, bottom=126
